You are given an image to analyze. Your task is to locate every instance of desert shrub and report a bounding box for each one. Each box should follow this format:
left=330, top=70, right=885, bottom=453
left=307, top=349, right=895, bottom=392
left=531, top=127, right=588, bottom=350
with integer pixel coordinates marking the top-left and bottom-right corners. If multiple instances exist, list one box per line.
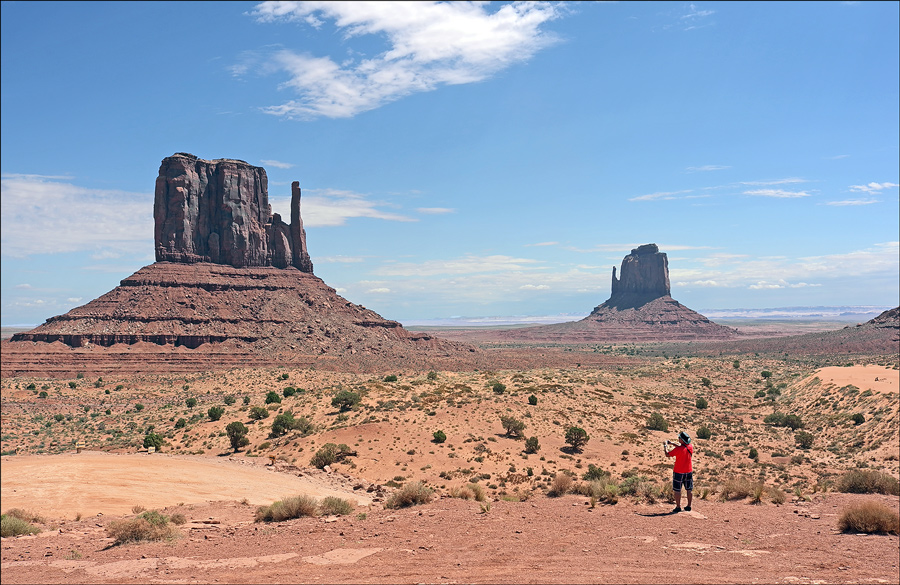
left=243, top=396, right=251, bottom=405
left=564, top=426, right=589, bottom=452
left=106, top=510, right=178, bottom=545
left=647, top=412, right=668, bottom=432
left=207, top=406, right=225, bottom=421
left=318, top=497, right=355, bottom=516
left=491, top=381, right=506, bottom=394
left=226, top=421, right=250, bottom=452
left=1, top=514, right=41, bottom=537
left=700, top=377, right=711, bottom=388
left=527, top=394, right=538, bottom=406
left=500, top=415, right=525, bottom=438
left=764, top=412, right=803, bottom=430
left=426, top=371, right=438, bottom=381
left=265, top=391, right=282, bottom=405
left=720, top=477, right=754, bottom=501
left=754, top=389, right=766, bottom=398
left=384, top=374, right=398, bottom=382
left=249, top=406, right=270, bottom=420
left=769, top=488, right=786, bottom=505
left=255, top=495, right=318, bottom=522
left=4, top=508, right=45, bottom=524
left=837, top=470, right=900, bottom=496
left=135, top=403, right=145, bottom=412
left=175, top=418, right=187, bottom=429
left=185, top=397, right=197, bottom=409
left=695, top=397, right=708, bottom=409
left=223, top=395, right=236, bottom=405
left=761, top=370, right=773, bottom=378
left=733, top=360, right=740, bottom=369
left=794, top=430, right=814, bottom=449
left=450, top=483, right=486, bottom=502
left=271, top=411, right=310, bottom=437
left=749, top=482, right=765, bottom=504
left=310, top=443, right=353, bottom=469
left=583, top=479, right=619, bottom=505
left=169, top=513, right=187, bottom=525
left=39, top=391, right=48, bottom=398
left=143, top=433, right=164, bottom=451
left=838, top=501, right=899, bottom=535
left=331, top=390, right=361, bottom=411
left=582, top=464, right=610, bottom=482
left=280, top=373, right=290, bottom=380
left=851, top=413, right=865, bottom=425
left=696, top=426, right=712, bottom=440
left=748, top=447, right=759, bottom=460
left=282, top=386, right=296, bottom=397
left=548, top=473, right=573, bottom=497
left=524, top=436, right=540, bottom=454
left=385, top=481, right=433, bottom=509
left=432, top=430, right=447, bottom=443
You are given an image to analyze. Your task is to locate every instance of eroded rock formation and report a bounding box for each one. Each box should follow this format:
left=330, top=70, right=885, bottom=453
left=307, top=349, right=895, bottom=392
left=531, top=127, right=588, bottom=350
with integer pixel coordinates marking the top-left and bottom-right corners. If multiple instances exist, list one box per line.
left=610, top=243, right=669, bottom=299
left=154, top=153, right=312, bottom=272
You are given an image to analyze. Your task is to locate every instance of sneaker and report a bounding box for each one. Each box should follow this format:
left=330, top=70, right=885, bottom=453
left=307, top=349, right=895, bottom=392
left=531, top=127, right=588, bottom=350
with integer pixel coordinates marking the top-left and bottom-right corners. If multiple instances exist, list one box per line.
left=684, top=505, right=692, bottom=512
left=671, top=506, right=682, bottom=514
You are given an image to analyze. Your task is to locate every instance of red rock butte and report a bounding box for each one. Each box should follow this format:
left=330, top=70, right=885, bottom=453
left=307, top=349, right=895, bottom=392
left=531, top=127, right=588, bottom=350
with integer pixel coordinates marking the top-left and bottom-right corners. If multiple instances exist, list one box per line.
left=1, top=154, right=478, bottom=377
left=495, top=244, right=739, bottom=342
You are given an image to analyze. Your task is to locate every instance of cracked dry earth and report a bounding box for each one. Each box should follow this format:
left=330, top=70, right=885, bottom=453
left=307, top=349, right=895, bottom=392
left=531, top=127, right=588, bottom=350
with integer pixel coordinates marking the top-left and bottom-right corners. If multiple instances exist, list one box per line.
left=2, top=491, right=898, bottom=584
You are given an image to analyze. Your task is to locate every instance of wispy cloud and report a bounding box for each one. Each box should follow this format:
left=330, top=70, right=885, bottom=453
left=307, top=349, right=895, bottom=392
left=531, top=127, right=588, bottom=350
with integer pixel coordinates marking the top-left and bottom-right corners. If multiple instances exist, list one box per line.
left=628, top=190, right=694, bottom=202
left=520, top=284, right=550, bottom=290
left=416, top=207, right=455, bottom=214
left=245, top=1, right=565, bottom=119
left=741, top=178, right=808, bottom=186
left=375, top=254, right=543, bottom=277
left=0, top=174, right=152, bottom=257
left=849, top=181, right=899, bottom=194
left=260, top=159, right=294, bottom=169
left=315, top=255, right=366, bottom=263
left=526, top=241, right=559, bottom=247
left=271, top=188, right=416, bottom=226
left=743, top=188, right=812, bottom=198
left=825, top=198, right=878, bottom=206
left=685, top=165, right=730, bottom=172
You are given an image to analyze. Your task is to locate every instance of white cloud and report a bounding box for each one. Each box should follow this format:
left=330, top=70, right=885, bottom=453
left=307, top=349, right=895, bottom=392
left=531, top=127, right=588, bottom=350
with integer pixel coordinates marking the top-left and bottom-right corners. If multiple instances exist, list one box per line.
left=741, top=178, right=808, bottom=186
left=260, top=159, right=294, bottom=169
left=375, top=254, right=543, bottom=277
left=628, top=190, right=693, bottom=202
left=743, top=188, right=811, bottom=198
left=270, top=188, right=416, bottom=226
left=14, top=284, right=33, bottom=289
left=247, top=1, right=564, bottom=119
left=825, top=198, right=878, bottom=206
left=315, top=255, right=366, bottom=263
left=520, top=284, right=550, bottom=290
left=367, top=287, right=391, bottom=294
left=685, top=165, right=730, bottom=172
left=0, top=174, right=152, bottom=257
left=416, top=207, right=455, bottom=214
left=849, top=182, right=899, bottom=194
left=526, top=241, right=559, bottom=247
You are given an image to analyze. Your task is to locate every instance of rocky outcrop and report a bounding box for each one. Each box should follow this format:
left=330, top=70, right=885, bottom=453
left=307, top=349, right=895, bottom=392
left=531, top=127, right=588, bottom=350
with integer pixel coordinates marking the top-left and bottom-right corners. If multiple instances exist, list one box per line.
left=610, top=243, right=669, bottom=301
left=154, top=153, right=312, bottom=272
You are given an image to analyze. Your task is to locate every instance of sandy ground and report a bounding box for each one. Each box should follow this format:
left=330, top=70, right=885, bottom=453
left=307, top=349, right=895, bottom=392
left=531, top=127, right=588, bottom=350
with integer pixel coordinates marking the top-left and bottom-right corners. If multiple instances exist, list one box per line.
left=1, top=452, right=371, bottom=518
left=813, top=365, right=898, bottom=394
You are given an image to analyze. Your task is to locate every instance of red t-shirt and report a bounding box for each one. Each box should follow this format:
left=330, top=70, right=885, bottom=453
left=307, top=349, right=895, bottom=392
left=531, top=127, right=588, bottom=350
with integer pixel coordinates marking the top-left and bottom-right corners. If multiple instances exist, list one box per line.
left=666, top=443, right=693, bottom=473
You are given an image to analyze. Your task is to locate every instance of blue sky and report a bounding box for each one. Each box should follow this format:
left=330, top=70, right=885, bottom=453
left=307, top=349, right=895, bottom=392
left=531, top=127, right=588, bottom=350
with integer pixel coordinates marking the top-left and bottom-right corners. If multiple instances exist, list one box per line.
left=2, top=1, right=898, bottom=327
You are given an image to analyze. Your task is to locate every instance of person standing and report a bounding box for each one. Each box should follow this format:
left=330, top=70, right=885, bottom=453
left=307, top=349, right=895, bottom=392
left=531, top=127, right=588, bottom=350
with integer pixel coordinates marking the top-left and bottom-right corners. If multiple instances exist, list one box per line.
left=663, top=430, right=693, bottom=513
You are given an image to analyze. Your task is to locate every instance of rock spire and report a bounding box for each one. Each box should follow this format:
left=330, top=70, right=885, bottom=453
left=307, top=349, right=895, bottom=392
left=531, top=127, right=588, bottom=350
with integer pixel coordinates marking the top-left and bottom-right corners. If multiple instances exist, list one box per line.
left=610, top=243, right=670, bottom=299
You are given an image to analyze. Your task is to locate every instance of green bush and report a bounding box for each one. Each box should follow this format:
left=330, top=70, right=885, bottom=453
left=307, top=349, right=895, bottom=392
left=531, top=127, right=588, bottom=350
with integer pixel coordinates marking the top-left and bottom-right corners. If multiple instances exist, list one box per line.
left=265, top=391, right=282, bottom=405
left=331, top=390, right=361, bottom=412
left=564, top=426, right=589, bottom=452
left=385, top=481, right=433, bottom=509
left=249, top=406, right=270, bottom=420
left=700, top=377, right=711, bottom=388
left=243, top=396, right=251, bottom=405
left=282, top=386, right=296, bottom=397
left=582, top=464, right=610, bottom=482
left=837, top=470, right=900, bottom=496
left=794, top=430, right=814, bottom=449
left=764, top=412, right=803, bottom=429
left=255, top=495, right=318, bottom=522
left=310, top=443, right=353, bottom=469
left=761, top=371, right=773, bottom=378
left=384, top=374, right=398, bottom=382
left=524, top=436, right=540, bottom=454
left=500, top=415, right=525, bottom=438
left=432, top=430, right=447, bottom=443
left=134, top=403, right=145, bottom=412
left=207, top=406, right=225, bottom=421
left=281, top=373, right=290, bottom=380
left=185, top=397, right=197, bottom=409
left=748, top=447, right=759, bottom=460
left=491, top=381, right=506, bottom=394
left=426, top=371, right=438, bottom=381
left=528, top=394, right=538, bottom=406
left=107, top=510, right=178, bottom=544
left=38, top=391, right=48, bottom=398
left=696, top=426, right=712, bottom=440
left=647, top=412, right=668, bottom=431
left=695, top=397, right=708, bottom=409
left=318, top=496, right=355, bottom=516
left=270, top=411, right=311, bottom=437
left=1, top=514, right=41, bottom=537
left=223, top=395, right=236, bottom=406
left=226, top=421, right=250, bottom=452
left=143, top=433, right=164, bottom=451
left=754, top=389, right=766, bottom=398
left=175, top=418, right=187, bottom=429
left=851, top=413, right=865, bottom=425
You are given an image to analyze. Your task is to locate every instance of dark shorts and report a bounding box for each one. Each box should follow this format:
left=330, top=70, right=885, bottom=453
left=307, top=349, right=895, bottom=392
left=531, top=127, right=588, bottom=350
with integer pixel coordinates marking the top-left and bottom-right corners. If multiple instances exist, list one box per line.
left=673, top=472, right=693, bottom=492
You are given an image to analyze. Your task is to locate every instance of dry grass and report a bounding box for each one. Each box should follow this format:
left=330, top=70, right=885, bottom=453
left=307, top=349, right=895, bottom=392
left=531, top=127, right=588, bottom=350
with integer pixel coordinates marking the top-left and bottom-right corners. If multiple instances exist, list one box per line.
left=2, top=508, right=45, bottom=524
left=318, top=496, right=355, bottom=516
left=837, top=470, right=900, bottom=496
left=385, top=481, right=434, bottom=509
left=838, top=501, right=900, bottom=534
left=255, top=495, right=318, bottom=522
left=720, top=477, right=754, bottom=501
left=450, top=483, right=486, bottom=502
left=547, top=473, right=573, bottom=497
left=769, top=487, right=786, bottom=505
left=1, top=514, right=41, bottom=537
left=106, top=510, right=178, bottom=545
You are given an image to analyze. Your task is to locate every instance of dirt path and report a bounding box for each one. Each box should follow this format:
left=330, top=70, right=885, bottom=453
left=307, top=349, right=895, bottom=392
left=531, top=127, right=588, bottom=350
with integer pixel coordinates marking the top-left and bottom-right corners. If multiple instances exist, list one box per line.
left=1, top=452, right=371, bottom=518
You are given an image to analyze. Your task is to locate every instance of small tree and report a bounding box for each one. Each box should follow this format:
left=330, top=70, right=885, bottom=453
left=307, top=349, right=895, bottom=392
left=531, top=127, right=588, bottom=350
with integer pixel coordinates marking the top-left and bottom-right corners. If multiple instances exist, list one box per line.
left=647, top=412, right=668, bottom=432
left=243, top=396, right=251, bottom=405
left=695, top=397, right=708, bottom=409
left=226, top=421, right=250, bottom=452
left=280, top=373, right=289, bottom=380
left=564, top=426, right=589, bottom=452
left=175, top=418, right=187, bottom=429
left=524, top=436, right=540, bottom=454
left=143, top=433, right=164, bottom=452
left=207, top=406, right=225, bottom=421
left=135, top=403, right=145, bottom=412
left=432, top=430, right=447, bottom=443
left=384, top=374, right=398, bottom=382
left=851, top=413, right=865, bottom=425
left=795, top=430, right=814, bottom=450
left=696, top=426, right=712, bottom=440
left=223, top=395, right=236, bottom=406
left=528, top=394, right=538, bottom=406
left=265, top=391, right=282, bottom=405
left=491, top=381, right=506, bottom=394
left=185, top=397, right=197, bottom=410
left=500, top=415, right=525, bottom=438
left=749, top=447, right=759, bottom=460
left=761, top=370, right=773, bottom=379
left=427, top=371, right=438, bottom=381
left=733, top=360, right=740, bottom=369
left=332, top=390, right=361, bottom=412
left=700, top=377, right=712, bottom=388
left=249, top=406, right=270, bottom=420
left=283, top=386, right=296, bottom=398
left=582, top=464, right=610, bottom=482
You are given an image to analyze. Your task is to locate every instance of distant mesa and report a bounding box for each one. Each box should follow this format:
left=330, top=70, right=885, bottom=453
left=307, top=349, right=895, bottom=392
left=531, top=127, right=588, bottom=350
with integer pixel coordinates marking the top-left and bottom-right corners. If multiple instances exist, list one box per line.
left=496, top=243, right=738, bottom=342
left=2, top=154, right=477, bottom=377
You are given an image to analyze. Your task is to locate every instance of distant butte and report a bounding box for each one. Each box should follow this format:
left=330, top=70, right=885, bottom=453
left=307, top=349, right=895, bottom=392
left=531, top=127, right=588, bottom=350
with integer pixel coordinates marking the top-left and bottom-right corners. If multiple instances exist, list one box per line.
left=1, top=154, right=479, bottom=377
left=495, top=243, right=738, bottom=342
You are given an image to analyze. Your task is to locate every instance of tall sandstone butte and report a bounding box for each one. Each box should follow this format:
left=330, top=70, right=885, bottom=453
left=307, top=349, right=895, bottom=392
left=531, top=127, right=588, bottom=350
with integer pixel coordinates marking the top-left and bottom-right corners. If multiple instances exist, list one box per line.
left=155, top=153, right=312, bottom=271
left=610, top=243, right=669, bottom=300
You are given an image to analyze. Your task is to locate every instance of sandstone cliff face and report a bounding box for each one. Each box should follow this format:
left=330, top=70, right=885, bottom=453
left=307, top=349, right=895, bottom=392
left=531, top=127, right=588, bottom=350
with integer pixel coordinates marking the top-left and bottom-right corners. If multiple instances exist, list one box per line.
left=610, top=243, right=670, bottom=299
left=154, top=153, right=312, bottom=272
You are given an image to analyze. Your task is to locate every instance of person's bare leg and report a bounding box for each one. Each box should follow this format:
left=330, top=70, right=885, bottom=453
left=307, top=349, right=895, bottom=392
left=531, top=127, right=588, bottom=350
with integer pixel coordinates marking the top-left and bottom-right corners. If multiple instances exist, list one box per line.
left=686, top=490, right=693, bottom=510
left=673, top=489, right=682, bottom=511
